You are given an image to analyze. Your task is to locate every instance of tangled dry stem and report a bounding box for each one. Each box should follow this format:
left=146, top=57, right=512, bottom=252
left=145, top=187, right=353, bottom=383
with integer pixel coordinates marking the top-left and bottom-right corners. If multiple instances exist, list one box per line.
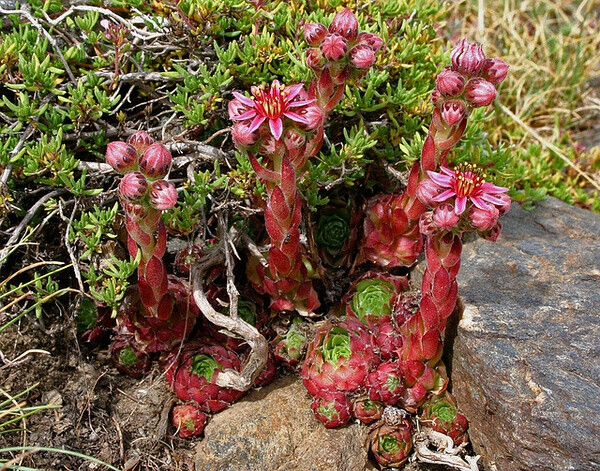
left=191, top=216, right=268, bottom=391
left=413, top=427, right=480, bottom=471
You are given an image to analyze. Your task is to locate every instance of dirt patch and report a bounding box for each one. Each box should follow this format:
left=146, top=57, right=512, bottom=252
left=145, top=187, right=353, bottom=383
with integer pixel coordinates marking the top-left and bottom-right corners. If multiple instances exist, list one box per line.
left=0, top=309, right=196, bottom=470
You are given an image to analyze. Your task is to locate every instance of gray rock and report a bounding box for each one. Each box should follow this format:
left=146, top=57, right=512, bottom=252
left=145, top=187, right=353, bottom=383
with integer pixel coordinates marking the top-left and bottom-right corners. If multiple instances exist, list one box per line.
left=451, top=198, right=600, bottom=471
left=195, top=374, right=371, bottom=471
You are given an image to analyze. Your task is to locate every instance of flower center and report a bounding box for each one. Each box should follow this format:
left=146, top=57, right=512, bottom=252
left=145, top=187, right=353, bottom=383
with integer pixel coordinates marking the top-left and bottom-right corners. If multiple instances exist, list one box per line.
left=252, top=83, right=288, bottom=119
left=453, top=163, right=486, bottom=198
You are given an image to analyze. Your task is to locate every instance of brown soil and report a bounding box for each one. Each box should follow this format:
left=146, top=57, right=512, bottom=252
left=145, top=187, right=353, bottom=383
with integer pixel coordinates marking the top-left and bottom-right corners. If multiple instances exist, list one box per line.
left=0, top=308, right=196, bottom=470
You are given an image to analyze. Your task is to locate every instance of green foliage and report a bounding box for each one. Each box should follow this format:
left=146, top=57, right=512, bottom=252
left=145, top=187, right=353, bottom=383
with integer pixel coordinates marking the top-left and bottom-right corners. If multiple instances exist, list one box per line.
left=85, top=252, right=140, bottom=316
left=69, top=203, right=119, bottom=259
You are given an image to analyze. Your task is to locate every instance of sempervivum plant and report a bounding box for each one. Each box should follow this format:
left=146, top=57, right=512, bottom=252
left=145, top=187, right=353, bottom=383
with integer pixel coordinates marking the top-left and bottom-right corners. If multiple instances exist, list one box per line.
left=345, top=272, right=409, bottom=330
left=164, top=340, right=245, bottom=413
left=273, top=317, right=309, bottom=369
left=420, top=391, right=469, bottom=446
left=109, top=334, right=151, bottom=379
left=369, top=410, right=414, bottom=468
left=362, top=191, right=424, bottom=268
left=301, top=316, right=379, bottom=397
left=352, top=396, right=384, bottom=425
left=310, top=390, right=352, bottom=428
left=171, top=404, right=209, bottom=439
left=367, top=361, right=405, bottom=406
left=314, top=198, right=360, bottom=269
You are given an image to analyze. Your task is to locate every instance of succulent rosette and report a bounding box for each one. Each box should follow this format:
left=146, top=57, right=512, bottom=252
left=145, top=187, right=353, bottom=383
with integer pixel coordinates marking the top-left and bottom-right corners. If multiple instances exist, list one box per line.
left=109, top=334, right=151, bottom=379
left=362, top=191, right=424, bottom=268
left=171, top=404, right=209, bottom=439
left=367, top=361, right=405, bottom=406
left=420, top=391, right=469, bottom=446
left=310, top=391, right=352, bottom=428
left=164, top=339, right=245, bottom=413
left=345, top=272, right=409, bottom=330
left=352, top=396, right=384, bottom=424
left=369, top=417, right=414, bottom=468
left=273, top=317, right=309, bottom=368
left=314, top=199, right=360, bottom=268
left=301, top=316, right=379, bottom=397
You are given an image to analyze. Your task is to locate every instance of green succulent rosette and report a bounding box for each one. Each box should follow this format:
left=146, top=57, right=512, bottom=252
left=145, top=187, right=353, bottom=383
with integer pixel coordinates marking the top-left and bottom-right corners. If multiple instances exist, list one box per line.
left=369, top=419, right=414, bottom=468
left=315, top=206, right=352, bottom=266
left=420, top=391, right=469, bottom=445
left=346, top=272, right=409, bottom=329
left=301, top=316, right=378, bottom=397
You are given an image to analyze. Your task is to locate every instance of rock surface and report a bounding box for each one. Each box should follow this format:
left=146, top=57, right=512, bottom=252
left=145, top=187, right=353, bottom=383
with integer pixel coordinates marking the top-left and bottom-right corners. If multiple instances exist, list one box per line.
left=452, top=197, right=600, bottom=471
left=195, top=374, right=371, bottom=471
left=194, top=374, right=450, bottom=471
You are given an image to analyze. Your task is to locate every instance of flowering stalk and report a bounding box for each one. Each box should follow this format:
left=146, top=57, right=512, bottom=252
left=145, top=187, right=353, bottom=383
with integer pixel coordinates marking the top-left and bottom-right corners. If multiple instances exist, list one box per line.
left=105, top=131, right=198, bottom=359
left=362, top=39, right=508, bottom=268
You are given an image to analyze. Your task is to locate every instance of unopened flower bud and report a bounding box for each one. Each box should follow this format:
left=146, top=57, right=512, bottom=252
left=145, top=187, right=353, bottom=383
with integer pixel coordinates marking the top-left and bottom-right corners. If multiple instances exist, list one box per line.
left=433, top=204, right=460, bottom=230
left=306, top=47, right=327, bottom=70
left=430, top=89, right=443, bottom=107
left=283, top=128, right=306, bottom=150
left=138, top=143, right=172, bottom=179
left=228, top=98, right=249, bottom=120
left=350, top=44, right=376, bottom=69
left=329, top=8, right=358, bottom=41
left=231, top=122, right=258, bottom=148
left=436, top=68, right=465, bottom=96
left=450, top=39, right=486, bottom=75
left=481, top=58, right=509, bottom=85
left=119, top=171, right=148, bottom=202
left=321, top=33, right=347, bottom=61
left=419, top=211, right=438, bottom=236
left=469, top=205, right=499, bottom=231
left=480, top=222, right=501, bottom=242
left=441, top=100, right=466, bottom=127
left=465, top=78, right=497, bottom=107
left=149, top=180, right=178, bottom=210
left=124, top=201, right=148, bottom=221
left=304, top=23, right=328, bottom=46
left=417, top=178, right=441, bottom=205
left=299, top=105, right=323, bottom=131
left=357, top=32, right=383, bottom=52
left=127, top=131, right=154, bottom=155
left=106, top=141, right=138, bottom=174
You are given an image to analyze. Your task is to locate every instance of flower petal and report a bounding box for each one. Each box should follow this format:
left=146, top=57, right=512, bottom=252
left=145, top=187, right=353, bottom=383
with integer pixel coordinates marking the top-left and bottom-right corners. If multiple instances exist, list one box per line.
left=427, top=171, right=453, bottom=187
left=269, top=118, right=283, bottom=140
left=288, top=98, right=316, bottom=108
left=232, top=92, right=255, bottom=108
left=248, top=115, right=266, bottom=134
left=455, top=196, right=467, bottom=215
left=470, top=196, right=490, bottom=210
left=432, top=189, right=456, bottom=202
left=283, top=111, right=309, bottom=124
left=480, top=193, right=508, bottom=206
left=480, top=182, right=509, bottom=194
left=231, top=109, right=257, bottom=121
left=285, top=83, right=304, bottom=101
left=440, top=166, right=456, bottom=177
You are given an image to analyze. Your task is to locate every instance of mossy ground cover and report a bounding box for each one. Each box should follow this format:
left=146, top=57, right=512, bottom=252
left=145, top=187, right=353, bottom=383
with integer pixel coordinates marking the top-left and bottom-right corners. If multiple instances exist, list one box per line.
left=0, top=0, right=598, bottom=469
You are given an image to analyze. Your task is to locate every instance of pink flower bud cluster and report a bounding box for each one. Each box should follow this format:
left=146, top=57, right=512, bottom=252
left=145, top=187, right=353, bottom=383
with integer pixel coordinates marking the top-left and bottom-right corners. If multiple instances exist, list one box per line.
left=432, top=40, right=509, bottom=127
left=106, top=132, right=177, bottom=212
left=304, top=9, right=382, bottom=112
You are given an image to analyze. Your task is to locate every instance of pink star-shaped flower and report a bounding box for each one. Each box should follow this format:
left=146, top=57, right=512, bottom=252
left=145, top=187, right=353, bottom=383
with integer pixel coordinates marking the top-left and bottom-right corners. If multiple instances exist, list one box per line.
left=427, top=164, right=508, bottom=215
left=229, top=80, right=314, bottom=140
